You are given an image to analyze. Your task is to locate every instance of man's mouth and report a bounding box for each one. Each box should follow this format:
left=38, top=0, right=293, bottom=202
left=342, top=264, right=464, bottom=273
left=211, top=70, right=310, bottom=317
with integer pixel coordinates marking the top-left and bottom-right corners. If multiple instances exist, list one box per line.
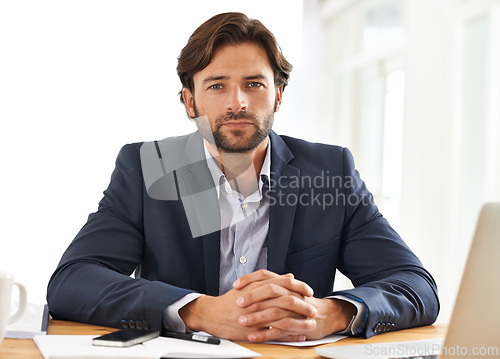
left=220, top=121, right=255, bottom=128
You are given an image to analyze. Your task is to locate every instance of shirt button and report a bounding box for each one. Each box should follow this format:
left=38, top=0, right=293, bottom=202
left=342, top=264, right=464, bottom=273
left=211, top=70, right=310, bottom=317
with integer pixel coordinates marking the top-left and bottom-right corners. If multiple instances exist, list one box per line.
left=240, top=203, right=248, bottom=210
left=239, top=256, right=247, bottom=264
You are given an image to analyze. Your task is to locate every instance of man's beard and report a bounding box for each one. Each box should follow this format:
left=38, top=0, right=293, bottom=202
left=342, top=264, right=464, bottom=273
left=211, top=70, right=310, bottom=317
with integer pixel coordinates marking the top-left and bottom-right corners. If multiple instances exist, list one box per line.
left=193, top=100, right=276, bottom=153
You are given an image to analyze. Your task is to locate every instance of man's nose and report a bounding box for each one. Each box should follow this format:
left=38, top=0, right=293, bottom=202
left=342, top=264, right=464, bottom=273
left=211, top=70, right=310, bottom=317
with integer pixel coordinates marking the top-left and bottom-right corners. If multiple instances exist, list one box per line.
left=225, top=86, right=247, bottom=113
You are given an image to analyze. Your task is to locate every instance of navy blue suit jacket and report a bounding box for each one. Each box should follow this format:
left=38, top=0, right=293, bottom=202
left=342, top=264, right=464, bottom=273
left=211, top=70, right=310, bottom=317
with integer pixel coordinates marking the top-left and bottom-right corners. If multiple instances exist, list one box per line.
left=47, top=131, right=439, bottom=338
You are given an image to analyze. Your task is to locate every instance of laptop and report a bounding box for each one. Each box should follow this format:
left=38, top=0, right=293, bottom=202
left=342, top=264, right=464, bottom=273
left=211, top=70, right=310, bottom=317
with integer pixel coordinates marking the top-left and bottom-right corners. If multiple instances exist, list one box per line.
left=316, top=203, right=500, bottom=359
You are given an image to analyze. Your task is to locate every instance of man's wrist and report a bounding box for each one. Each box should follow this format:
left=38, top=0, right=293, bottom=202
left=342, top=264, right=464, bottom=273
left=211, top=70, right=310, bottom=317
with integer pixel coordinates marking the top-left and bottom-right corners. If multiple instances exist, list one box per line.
left=329, top=295, right=366, bottom=335
left=331, top=298, right=357, bottom=332
left=308, top=297, right=357, bottom=338
left=178, top=295, right=211, bottom=332
left=163, top=293, right=202, bottom=333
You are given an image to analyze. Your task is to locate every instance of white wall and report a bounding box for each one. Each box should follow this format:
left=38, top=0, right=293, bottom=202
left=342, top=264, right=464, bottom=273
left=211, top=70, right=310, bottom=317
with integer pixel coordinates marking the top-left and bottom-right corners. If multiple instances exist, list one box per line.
left=398, top=0, right=460, bottom=322
left=401, top=0, right=500, bottom=323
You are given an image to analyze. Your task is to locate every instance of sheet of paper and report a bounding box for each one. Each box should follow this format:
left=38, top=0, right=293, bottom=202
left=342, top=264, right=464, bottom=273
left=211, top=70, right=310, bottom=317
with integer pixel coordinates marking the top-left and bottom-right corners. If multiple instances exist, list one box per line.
left=34, top=334, right=260, bottom=359
left=34, top=335, right=153, bottom=359
left=6, top=303, right=49, bottom=339
left=144, top=336, right=260, bottom=358
left=264, top=334, right=346, bottom=346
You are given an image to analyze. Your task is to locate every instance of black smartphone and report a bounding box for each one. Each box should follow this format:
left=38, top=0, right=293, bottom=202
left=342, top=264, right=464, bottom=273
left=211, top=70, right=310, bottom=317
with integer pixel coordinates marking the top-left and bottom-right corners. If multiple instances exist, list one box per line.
left=92, top=328, right=160, bottom=347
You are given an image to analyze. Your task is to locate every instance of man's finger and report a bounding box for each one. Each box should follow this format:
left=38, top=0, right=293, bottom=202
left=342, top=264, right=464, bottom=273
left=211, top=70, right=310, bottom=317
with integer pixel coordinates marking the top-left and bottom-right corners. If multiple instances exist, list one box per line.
left=239, top=296, right=317, bottom=326
left=246, top=318, right=316, bottom=342
left=233, top=269, right=283, bottom=289
left=236, top=278, right=314, bottom=308
left=238, top=306, right=295, bottom=327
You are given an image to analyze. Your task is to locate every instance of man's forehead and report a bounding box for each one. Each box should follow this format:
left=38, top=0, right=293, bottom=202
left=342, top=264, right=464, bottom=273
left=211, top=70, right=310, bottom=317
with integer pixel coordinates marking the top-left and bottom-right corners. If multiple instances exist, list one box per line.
left=194, top=43, right=273, bottom=80
left=211, top=42, right=269, bottom=61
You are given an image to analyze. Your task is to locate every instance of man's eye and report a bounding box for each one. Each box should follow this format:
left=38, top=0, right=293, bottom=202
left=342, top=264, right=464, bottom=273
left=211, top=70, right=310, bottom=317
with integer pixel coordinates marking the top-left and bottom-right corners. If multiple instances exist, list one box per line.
left=209, top=84, right=223, bottom=90
left=248, top=82, right=263, bottom=88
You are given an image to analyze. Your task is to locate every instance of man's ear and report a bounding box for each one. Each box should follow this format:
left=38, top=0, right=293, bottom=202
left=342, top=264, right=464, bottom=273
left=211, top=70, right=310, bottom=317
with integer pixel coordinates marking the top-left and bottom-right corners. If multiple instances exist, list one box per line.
left=182, top=88, right=196, bottom=118
left=274, top=85, right=284, bottom=112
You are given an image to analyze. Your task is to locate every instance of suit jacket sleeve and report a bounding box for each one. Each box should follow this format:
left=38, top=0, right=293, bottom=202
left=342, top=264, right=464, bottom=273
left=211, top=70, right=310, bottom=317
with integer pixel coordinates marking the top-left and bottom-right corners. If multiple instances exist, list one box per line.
left=47, top=144, right=194, bottom=331
left=331, top=148, right=439, bottom=338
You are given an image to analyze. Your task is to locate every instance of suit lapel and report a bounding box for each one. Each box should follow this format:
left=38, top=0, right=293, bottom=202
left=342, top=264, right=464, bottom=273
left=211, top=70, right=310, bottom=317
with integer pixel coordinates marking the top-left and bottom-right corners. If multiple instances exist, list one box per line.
left=201, top=231, right=220, bottom=295
left=267, top=132, right=300, bottom=274
left=178, top=132, right=221, bottom=296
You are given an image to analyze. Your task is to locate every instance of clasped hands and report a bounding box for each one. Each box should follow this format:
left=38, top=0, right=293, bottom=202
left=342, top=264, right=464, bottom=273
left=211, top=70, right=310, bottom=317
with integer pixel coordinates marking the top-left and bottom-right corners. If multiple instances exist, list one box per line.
left=179, top=269, right=355, bottom=342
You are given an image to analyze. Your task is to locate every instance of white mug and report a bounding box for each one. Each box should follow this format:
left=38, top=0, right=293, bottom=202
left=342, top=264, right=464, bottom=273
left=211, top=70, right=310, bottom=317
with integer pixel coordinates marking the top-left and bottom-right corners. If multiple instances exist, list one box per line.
left=0, top=272, right=27, bottom=345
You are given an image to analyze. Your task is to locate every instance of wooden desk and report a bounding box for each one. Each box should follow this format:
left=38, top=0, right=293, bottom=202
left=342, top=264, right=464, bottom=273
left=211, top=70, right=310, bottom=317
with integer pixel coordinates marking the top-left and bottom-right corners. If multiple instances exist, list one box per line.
left=0, top=320, right=446, bottom=359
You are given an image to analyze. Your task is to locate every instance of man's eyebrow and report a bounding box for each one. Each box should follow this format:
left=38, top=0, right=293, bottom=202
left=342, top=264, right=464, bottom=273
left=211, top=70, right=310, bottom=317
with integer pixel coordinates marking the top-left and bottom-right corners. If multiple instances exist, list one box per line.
left=202, top=75, right=228, bottom=83
left=243, top=74, right=269, bottom=81
left=202, top=74, right=270, bottom=83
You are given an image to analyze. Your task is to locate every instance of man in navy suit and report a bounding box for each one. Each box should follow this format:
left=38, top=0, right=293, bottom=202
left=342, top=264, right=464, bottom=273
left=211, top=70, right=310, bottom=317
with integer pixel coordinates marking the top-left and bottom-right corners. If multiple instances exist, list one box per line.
left=47, top=12, right=439, bottom=342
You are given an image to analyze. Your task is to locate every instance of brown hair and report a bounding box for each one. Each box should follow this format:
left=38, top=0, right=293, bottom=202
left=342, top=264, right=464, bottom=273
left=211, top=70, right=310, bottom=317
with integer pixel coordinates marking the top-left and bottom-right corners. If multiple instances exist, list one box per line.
left=177, top=12, right=292, bottom=104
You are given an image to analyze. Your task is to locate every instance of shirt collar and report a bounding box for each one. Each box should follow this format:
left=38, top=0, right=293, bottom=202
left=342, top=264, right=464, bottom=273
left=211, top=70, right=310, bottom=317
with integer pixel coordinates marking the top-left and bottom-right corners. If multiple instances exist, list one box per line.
left=203, top=138, right=271, bottom=199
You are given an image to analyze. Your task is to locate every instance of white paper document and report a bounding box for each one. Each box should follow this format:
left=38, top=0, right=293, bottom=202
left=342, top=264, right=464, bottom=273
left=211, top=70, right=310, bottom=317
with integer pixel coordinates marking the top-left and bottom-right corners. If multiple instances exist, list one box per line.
left=265, top=333, right=346, bottom=346
left=34, top=334, right=260, bottom=359
left=6, top=303, right=49, bottom=339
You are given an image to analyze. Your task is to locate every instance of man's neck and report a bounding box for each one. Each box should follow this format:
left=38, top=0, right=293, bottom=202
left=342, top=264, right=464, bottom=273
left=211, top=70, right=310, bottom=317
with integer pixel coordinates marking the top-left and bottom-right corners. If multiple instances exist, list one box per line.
left=205, top=138, right=268, bottom=197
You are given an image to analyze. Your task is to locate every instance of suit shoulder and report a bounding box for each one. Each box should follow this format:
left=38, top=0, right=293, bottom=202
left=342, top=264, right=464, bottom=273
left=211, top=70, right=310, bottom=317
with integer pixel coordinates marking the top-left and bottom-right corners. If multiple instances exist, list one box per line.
left=279, top=135, right=347, bottom=163
left=118, top=133, right=195, bottom=159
